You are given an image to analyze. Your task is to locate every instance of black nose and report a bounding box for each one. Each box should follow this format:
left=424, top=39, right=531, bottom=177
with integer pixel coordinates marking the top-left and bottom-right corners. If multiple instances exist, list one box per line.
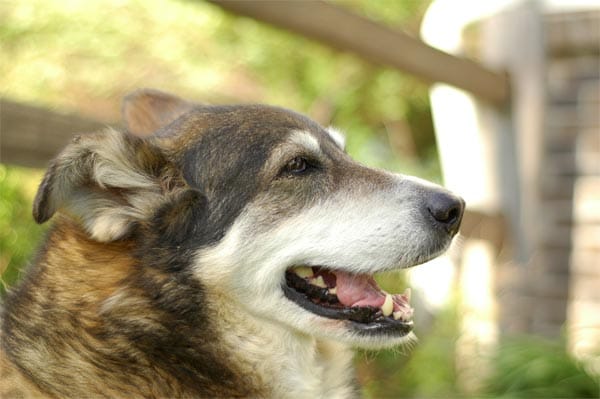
left=426, top=192, right=465, bottom=235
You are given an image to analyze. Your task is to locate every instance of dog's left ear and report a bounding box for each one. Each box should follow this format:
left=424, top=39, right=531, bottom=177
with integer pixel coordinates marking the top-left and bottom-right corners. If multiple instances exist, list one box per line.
left=122, top=88, right=194, bottom=137
left=32, top=129, right=185, bottom=242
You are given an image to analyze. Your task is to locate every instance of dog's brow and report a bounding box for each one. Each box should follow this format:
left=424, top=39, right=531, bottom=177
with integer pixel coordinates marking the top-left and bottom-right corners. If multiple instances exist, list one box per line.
left=289, top=131, right=323, bottom=155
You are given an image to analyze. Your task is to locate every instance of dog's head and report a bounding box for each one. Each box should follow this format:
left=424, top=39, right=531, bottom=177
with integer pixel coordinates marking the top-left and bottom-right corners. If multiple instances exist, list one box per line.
left=33, top=89, right=464, bottom=349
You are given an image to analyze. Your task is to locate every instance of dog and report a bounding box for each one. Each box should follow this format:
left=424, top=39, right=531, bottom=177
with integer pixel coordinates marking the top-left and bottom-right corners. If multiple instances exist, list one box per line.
left=0, top=89, right=464, bottom=398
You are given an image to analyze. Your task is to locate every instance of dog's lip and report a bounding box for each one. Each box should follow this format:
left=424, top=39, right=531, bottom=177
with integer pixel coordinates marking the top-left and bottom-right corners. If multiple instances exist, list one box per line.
left=283, top=266, right=414, bottom=332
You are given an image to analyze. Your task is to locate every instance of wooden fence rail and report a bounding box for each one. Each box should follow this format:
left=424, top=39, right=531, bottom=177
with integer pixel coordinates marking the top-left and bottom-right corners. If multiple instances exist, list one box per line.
left=208, top=0, right=511, bottom=106
left=0, top=99, right=106, bottom=169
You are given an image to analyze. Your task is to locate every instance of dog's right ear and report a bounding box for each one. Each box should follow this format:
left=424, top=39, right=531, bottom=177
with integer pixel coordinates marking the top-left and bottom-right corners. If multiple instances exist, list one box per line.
left=33, top=129, right=181, bottom=242
left=122, top=88, right=194, bottom=137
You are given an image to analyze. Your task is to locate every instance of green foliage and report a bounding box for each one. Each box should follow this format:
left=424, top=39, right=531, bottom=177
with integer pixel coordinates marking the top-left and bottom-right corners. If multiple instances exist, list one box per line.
left=0, top=0, right=439, bottom=180
left=358, top=313, right=600, bottom=399
left=332, top=0, right=431, bottom=30
left=480, top=337, right=600, bottom=398
left=0, top=165, right=46, bottom=292
left=359, top=302, right=462, bottom=399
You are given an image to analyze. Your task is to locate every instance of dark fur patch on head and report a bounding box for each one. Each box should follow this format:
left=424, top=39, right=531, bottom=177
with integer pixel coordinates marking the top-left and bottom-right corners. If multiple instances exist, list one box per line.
left=151, top=189, right=209, bottom=246
left=156, top=105, right=328, bottom=245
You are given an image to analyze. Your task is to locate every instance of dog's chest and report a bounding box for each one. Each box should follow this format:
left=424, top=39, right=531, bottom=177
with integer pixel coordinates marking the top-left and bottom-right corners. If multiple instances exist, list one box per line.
left=276, top=338, right=355, bottom=398
left=220, top=320, right=356, bottom=398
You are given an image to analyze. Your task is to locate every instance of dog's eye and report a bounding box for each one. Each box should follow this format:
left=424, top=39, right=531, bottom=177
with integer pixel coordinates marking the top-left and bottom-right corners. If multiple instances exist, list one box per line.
left=284, top=157, right=308, bottom=175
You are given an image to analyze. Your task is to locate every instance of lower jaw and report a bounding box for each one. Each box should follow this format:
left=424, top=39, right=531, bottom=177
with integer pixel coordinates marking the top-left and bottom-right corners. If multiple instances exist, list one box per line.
left=281, top=284, right=413, bottom=337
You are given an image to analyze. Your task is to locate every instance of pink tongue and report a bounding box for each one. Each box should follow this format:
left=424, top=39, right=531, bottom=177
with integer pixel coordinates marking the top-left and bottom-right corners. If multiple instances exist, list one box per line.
left=335, top=271, right=386, bottom=308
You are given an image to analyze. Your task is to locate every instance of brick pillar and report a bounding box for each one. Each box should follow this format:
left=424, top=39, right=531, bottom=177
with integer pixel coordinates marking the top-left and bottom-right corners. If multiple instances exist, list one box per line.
left=541, top=11, right=600, bottom=340
left=545, top=10, right=600, bottom=360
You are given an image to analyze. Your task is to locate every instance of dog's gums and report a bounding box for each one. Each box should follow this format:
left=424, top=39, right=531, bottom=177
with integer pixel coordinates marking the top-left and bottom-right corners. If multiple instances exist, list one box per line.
left=283, top=266, right=414, bottom=333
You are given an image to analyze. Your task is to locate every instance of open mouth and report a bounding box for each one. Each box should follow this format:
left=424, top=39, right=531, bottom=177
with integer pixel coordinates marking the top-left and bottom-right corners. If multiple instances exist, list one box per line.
left=282, top=266, right=414, bottom=335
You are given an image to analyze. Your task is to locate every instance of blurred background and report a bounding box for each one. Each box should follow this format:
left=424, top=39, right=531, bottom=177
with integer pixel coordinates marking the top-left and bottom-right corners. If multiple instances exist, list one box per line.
left=0, top=0, right=599, bottom=397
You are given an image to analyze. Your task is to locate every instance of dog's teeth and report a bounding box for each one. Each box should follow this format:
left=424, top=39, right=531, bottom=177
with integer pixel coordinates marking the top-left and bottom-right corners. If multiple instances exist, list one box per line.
left=403, top=287, right=412, bottom=302
left=393, top=308, right=414, bottom=321
left=381, top=294, right=393, bottom=317
left=294, top=266, right=314, bottom=278
left=328, top=287, right=337, bottom=295
left=310, top=276, right=327, bottom=288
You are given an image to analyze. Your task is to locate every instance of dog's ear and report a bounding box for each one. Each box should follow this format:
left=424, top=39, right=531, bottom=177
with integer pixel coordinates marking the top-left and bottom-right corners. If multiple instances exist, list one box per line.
left=122, top=88, right=194, bottom=137
left=33, top=129, right=182, bottom=242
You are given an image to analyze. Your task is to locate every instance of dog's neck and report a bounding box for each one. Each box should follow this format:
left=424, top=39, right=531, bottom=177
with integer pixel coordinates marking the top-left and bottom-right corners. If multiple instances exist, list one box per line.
left=205, top=287, right=357, bottom=398
left=2, top=219, right=356, bottom=398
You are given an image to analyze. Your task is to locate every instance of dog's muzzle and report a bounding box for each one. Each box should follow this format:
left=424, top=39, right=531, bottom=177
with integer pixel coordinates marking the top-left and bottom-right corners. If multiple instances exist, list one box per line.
left=281, top=188, right=465, bottom=337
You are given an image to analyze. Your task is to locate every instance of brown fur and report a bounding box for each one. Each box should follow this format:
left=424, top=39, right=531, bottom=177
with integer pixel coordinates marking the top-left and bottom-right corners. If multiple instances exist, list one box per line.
left=1, top=217, right=265, bottom=398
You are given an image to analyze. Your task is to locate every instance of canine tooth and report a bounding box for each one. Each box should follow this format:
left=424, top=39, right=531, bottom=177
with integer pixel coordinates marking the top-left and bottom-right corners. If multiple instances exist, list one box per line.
left=328, top=287, right=337, bottom=295
left=311, top=275, right=327, bottom=288
left=393, top=311, right=404, bottom=320
left=294, top=266, right=314, bottom=278
left=381, top=294, right=393, bottom=317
